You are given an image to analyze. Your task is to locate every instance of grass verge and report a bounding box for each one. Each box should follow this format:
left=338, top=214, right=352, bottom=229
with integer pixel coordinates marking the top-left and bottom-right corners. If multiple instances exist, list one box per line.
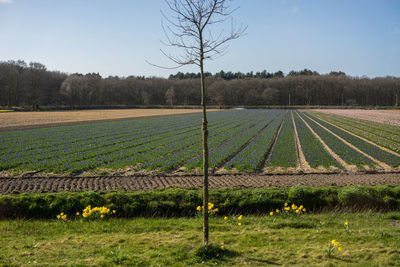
left=0, top=212, right=399, bottom=266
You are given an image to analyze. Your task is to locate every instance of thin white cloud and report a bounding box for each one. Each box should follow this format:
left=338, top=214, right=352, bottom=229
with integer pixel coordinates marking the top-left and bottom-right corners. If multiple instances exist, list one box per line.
left=0, top=0, right=13, bottom=4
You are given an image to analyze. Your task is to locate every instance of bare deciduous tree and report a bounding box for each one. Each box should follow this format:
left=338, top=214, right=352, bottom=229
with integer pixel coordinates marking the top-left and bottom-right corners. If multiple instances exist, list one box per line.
left=157, top=0, right=246, bottom=245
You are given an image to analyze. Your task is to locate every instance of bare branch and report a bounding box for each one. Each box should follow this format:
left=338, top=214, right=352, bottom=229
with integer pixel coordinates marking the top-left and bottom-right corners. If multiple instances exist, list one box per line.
left=154, top=0, right=247, bottom=68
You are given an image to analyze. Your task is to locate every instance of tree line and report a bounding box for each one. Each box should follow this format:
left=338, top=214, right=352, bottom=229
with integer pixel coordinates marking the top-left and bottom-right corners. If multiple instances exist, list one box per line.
left=0, top=60, right=399, bottom=109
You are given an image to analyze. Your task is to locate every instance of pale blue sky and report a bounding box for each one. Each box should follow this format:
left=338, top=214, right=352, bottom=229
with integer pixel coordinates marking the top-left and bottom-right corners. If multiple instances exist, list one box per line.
left=0, top=0, right=399, bottom=77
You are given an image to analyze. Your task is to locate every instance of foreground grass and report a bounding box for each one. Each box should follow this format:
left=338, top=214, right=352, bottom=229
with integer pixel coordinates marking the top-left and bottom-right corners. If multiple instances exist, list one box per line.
left=0, top=212, right=399, bottom=266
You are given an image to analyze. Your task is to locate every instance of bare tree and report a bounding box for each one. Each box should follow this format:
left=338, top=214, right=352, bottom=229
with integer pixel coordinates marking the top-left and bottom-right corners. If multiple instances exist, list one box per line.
left=158, top=0, right=246, bottom=246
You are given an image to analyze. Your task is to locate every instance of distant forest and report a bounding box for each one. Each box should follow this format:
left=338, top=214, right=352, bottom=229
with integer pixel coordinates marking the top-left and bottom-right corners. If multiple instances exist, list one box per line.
left=0, top=60, right=399, bottom=109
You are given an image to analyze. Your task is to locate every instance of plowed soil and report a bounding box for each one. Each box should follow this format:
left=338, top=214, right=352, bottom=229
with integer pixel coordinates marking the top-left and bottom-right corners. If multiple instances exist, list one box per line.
left=1, top=173, right=399, bottom=194
left=0, top=109, right=218, bottom=132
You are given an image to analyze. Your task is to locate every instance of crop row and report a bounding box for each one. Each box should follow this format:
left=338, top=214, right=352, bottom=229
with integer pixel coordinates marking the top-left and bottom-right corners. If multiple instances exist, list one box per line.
left=153, top=110, right=284, bottom=171
left=183, top=110, right=284, bottom=170
left=224, top=111, right=284, bottom=171
left=266, top=111, right=297, bottom=168
left=293, top=112, right=341, bottom=169
left=308, top=112, right=400, bottom=154
left=81, top=110, right=267, bottom=172
left=304, top=113, right=400, bottom=168
left=297, top=112, right=376, bottom=169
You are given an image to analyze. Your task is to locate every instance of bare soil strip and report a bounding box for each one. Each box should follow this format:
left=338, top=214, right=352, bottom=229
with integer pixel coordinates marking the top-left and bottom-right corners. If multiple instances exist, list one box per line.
left=295, top=111, right=353, bottom=172
left=310, top=112, right=400, bottom=159
left=1, top=173, right=399, bottom=194
left=301, top=112, right=392, bottom=171
left=0, top=109, right=219, bottom=132
left=291, top=111, right=311, bottom=172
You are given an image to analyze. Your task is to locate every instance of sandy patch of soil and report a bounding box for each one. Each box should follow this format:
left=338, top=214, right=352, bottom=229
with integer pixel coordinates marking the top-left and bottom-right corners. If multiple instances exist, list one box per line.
left=0, top=109, right=219, bottom=132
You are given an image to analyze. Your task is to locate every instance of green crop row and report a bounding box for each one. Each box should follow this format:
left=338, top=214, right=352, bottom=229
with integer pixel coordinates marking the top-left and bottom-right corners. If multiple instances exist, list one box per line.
left=266, top=111, right=297, bottom=168
left=306, top=113, right=400, bottom=168
left=298, top=112, right=376, bottom=169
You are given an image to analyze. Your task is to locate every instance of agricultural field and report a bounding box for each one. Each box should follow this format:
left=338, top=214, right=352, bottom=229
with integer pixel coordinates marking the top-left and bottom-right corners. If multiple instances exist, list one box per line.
left=1, top=109, right=400, bottom=177
left=0, top=108, right=213, bottom=132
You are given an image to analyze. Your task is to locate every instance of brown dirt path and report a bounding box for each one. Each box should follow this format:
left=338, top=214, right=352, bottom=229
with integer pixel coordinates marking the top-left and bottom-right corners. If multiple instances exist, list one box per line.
left=0, top=109, right=220, bottom=132
left=0, top=173, right=399, bottom=194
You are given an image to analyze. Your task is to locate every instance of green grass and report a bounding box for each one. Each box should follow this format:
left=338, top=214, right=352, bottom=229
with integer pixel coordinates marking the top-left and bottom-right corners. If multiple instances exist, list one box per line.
left=1, top=212, right=399, bottom=266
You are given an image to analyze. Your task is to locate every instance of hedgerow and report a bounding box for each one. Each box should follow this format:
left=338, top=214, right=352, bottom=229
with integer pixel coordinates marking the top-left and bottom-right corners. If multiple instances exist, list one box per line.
left=0, top=185, right=399, bottom=219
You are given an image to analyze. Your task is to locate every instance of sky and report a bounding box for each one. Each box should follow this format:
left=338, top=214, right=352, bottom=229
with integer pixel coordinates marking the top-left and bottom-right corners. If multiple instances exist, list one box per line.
left=0, top=0, right=399, bottom=78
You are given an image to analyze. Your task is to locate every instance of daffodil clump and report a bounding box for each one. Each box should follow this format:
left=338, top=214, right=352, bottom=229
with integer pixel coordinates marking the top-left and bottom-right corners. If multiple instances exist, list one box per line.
left=0, top=110, right=13, bottom=112
left=326, top=239, right=343, bottom=257
left=223, top=214, right=244, bottom=227
left=80, top=205, right=116, bottom=220
left=196, top=202, right=219, bottom=217
left=56, top=206, right=116, bottom=222
left=344, top=220, right=351, bottom=234
left=56, top=212, right=67, bottom=221
left=269, top=202, right=306, bottom=217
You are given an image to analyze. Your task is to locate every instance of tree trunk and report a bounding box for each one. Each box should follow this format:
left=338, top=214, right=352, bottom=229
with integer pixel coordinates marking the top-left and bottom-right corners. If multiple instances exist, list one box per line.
left=200, top=37, right=209, bottom=246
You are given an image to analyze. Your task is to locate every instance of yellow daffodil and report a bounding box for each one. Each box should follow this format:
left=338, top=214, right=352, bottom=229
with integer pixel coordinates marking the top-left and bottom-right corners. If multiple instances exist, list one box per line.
left=284, top=207, right=290, bottom=211
left=238, top=222, right=242, bottom=226
left=284, top=203, right=288, bottom=207
left=100, top=215, right=104, bottom=219
left=112, top=210, right=116, bottom=214
left=224, top=216, right=228, bottom=221
left=57, top=215, right=60, bottom=219
left=276, top=209, right=280, bottom=213
left=61, top=214, right=67, bottom=220
left=221, top=245, right=225, bottom=250
left=299, top=205, right=303, bottom=210
left=295, top=209, right=299, bottom=214
left=213, top=208, right=219, bottom=212
left=269, top=211, right=274, bottom=216
left=338, top=246, right=343, bottom=251
left=238, top=215, right=243, bottom=221
left=345, top=221, right=348, bottom=226
left=196, top=206, right=201, bottom=211
left=303, top=208, right=306, bottom=212
left=76, top=212, right=80, bottom=216
left=60, top=212, right=64, bottom=216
